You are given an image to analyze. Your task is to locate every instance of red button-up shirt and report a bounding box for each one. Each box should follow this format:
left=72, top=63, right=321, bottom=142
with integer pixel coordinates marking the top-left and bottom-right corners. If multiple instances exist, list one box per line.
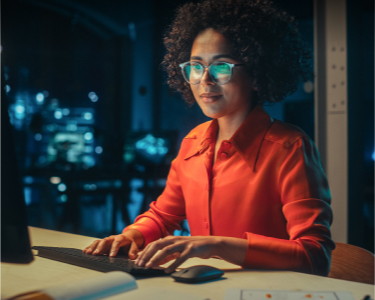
left=125, top=105, right=335, bottom=275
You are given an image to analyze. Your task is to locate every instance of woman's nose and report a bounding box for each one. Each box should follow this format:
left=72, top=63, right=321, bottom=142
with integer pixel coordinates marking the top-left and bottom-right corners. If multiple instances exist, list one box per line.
left=200, top=67, right=215, bottom=85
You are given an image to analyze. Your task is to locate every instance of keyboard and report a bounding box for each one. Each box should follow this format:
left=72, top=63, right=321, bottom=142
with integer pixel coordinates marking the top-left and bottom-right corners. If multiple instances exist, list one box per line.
left=31, top=246, right=166, bottom=277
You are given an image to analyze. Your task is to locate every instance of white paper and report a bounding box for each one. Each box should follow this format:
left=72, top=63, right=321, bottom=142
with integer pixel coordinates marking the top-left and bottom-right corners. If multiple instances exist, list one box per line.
left=107, top=287, right=209, bottom=300
left=42, top=271, right=137, bottom=300
left=224, top=289, right=355, bottom=300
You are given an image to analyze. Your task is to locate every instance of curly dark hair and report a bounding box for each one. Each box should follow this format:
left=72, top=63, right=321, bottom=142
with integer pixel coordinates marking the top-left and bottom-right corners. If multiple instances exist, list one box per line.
left=162, top=0, right=312, bottom=105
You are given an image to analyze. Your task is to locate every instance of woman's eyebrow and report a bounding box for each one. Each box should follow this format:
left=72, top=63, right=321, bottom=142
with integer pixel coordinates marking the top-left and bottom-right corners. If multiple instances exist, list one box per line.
left=212, top=54, right=235, bottom=60
left=190, top=54, right=235, bottom=61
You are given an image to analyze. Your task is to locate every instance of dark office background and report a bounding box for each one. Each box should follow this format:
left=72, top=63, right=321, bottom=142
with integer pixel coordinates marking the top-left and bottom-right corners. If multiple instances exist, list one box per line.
left=2, top=0, right=374, bottom=251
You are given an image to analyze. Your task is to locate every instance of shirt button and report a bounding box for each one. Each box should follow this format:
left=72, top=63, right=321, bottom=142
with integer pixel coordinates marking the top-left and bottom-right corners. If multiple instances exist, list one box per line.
left=205, top=222, right=208, bottom=228
left=223, top=141, right=231, bottom=148
left=221, top=152, right=228, bottom=158
left=205, top=184, right=209, bottom=190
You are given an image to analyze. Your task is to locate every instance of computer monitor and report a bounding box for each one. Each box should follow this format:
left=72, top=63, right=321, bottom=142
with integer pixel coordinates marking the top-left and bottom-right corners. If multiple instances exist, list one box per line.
left=1, top=71, right=34, bottom=263
left=123, top=131, right=178, bottom=165
left=47, top=132, right=85, bottom=164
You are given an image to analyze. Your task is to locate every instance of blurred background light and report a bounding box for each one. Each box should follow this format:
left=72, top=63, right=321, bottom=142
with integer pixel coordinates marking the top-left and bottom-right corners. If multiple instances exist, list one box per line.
left=303, top=81, right=314, bottom=93
left=88, top=91, right=98, bottom=102
left=24, top=176, right=33, bottom=184
left=15, top=100, right=26, bottom=119
left=62, top=108, right=70, bottom=116
left=47, top=124, right=56, bottom=132
left=54, top=110, right=63, bottom=119
left=34, top=133, right=42, bottom=141
left=84, top=132, right=93, bottom=140
left=83, top=112, right=93, bottom=120
left=15, top=105, right=25, bottom=114
left=50, top=177, right=61, bottom=184
left=95, top=146, right=103, bottom=154
left=67, top=122, right=77, bottom=131
left=50, top=98, right=59, bottom=110
left=5, top=85, right=11, bottom=94
left=82, top=155, right=95, bottom=167
left=36, top=93, right=44, bottom=104
left=57, top=183, right=67, bottom=192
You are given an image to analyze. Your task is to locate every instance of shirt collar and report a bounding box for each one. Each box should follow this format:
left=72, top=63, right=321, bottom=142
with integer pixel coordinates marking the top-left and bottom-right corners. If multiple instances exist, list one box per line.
left=184, top=105, right=273, bottom=171
left=230, top=105, right=273, bottom=171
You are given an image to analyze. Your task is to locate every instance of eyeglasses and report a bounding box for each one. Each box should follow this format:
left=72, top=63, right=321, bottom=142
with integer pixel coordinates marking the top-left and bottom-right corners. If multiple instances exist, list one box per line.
left=179, top=61, right=245, bottom=85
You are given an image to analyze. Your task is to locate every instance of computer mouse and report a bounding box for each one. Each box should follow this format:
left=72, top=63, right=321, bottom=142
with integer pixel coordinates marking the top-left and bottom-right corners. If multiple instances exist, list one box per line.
left=171, top=265, right=224, bottom=283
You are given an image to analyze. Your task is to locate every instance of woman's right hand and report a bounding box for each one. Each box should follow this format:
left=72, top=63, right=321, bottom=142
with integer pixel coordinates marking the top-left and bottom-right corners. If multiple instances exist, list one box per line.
left=82, top=229, right=145, bottom=260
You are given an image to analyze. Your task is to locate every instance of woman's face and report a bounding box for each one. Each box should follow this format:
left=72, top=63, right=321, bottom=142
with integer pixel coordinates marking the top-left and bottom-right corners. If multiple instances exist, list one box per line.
left=189, top=28, right=255, bottom=121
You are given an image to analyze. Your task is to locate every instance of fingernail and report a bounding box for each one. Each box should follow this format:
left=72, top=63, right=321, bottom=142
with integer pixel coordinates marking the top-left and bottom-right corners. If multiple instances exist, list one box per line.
left=93, top=250, right=99, bottom=254
left=145, top=262, right=152, bottom=268
left=165, top=268, right=172, bottom=274
left=110, top=251, right=115, bottom=256
left=138, top=259, right=144, bottom=267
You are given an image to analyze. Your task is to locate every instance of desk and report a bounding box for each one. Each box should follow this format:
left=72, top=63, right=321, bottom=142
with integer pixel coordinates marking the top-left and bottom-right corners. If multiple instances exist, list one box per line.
left=2, top=227, right=374, bottom=300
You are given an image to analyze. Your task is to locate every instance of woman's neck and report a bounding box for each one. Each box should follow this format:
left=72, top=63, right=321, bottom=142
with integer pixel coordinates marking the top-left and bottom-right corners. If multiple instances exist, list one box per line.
left=216, top=102, right=255, bottom=141
left=213, top=102, right=256, bottom=164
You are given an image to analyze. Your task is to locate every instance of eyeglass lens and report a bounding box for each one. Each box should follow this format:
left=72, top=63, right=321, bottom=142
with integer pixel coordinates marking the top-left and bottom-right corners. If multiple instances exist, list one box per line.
left=182, top=62, right=231, bottom=85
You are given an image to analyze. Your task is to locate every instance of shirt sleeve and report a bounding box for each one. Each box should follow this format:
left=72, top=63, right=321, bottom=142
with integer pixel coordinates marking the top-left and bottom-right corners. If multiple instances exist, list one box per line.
left=242, top=136, right=335, bottom=276
left=123, top=157, right=186, bottom=247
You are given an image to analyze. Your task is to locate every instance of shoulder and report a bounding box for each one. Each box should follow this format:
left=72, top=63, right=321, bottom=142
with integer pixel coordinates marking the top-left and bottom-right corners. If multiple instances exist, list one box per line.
left=173, top=120, right=213, bottom=160
left=265, top=119, right=309, bottom=148
left=183, top=120, right=212, bottom=140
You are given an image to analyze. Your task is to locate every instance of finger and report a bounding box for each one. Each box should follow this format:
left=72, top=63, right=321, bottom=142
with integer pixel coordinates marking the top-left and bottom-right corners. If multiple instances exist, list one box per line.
left=93, top=238, right=112, bottom=255
left=164, top=250, right=191, bottom=274
left=83, top=240, right=100, bottom=254
left=128, top=241, right=140, bottom=260
left=158, top=252, right=180, bottom=265
left=145, top=244, right=182, bottom=268
left=83, top=240, right=100, bottom=253
left=135, top=236, right=181, bottom=266
left=109, top=236, right=131, bottom=257
left=134, top=243, right=151, bottom=266
left=136, top=241, right=166, bottom=267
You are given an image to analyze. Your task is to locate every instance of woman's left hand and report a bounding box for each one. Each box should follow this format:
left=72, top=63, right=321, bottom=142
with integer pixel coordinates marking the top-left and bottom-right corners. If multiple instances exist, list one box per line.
left=134, top=235, right=220, bottom=273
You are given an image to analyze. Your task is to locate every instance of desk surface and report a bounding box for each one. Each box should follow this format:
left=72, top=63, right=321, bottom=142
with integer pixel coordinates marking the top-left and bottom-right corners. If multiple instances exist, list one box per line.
left=2, top=227, right=374, bottom=300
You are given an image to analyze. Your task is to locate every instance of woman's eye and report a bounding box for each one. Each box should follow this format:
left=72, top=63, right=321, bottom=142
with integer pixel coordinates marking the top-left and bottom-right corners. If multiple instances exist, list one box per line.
left=192, top=64, right=202, bottom=70
left=213, top=64, right=230, bottom=73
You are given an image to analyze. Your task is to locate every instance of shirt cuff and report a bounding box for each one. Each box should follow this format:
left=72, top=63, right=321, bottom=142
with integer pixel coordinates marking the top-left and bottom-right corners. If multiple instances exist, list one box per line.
left=242, top=232, right=311, bottom=273
left=123, top=217, right=163, bottom=248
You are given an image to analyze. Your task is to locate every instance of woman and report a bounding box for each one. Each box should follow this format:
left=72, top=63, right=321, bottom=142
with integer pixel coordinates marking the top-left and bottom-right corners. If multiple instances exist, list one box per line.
left=84, top=0, right=335, bottom=276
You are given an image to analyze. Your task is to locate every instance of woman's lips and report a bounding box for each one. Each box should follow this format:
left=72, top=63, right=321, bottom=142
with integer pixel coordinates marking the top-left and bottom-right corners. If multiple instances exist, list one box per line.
left=200, top=93, right=222, bottom=103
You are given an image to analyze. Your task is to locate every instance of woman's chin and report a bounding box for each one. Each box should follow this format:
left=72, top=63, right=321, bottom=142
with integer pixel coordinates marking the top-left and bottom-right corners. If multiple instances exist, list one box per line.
left=198, top=103, right=226, bottom=119
left=201, top=109, right=224, bottom=119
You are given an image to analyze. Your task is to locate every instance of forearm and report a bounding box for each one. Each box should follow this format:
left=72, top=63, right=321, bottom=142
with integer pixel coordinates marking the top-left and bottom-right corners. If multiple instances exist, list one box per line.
left=242, top=232, right=334, bottom=275
left=213, top=236, right=247, bottom=266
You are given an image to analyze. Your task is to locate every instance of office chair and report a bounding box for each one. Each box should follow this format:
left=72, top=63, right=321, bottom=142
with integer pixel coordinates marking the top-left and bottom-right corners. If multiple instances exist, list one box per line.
left=328, top=242, right=374, bottom=285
